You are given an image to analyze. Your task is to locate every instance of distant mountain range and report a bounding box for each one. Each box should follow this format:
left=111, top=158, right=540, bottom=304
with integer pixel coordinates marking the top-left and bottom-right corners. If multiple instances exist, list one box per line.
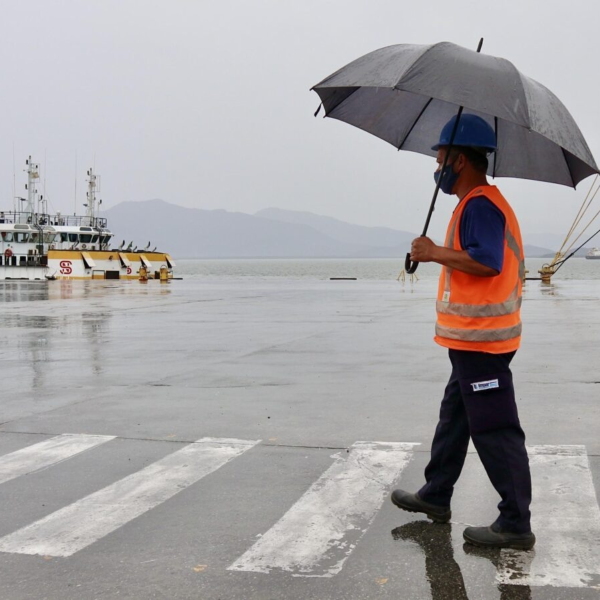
left=101, top=199, right=569, bottom=258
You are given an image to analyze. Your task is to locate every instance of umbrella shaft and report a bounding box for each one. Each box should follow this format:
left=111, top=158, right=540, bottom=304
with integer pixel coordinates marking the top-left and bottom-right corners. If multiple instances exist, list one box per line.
left=406, top=40, right=485, bottom=274
left=405, top=106, right=465, bottom=274
left=422, top=105, right=464, bottom=236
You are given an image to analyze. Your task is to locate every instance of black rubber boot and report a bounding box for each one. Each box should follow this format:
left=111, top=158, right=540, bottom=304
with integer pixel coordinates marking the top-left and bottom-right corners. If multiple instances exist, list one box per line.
left=463, top=522, right=535, bottom=550
left=391, top=489, right=451, bottom=523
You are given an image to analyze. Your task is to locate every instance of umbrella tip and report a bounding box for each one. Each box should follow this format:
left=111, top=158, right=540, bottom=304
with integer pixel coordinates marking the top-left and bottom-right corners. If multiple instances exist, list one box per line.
left=477, top=38, right=484, bottom=53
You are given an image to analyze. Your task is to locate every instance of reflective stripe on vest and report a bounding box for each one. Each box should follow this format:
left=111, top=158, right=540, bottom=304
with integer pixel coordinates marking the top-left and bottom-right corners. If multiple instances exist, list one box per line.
left=436, top=294, right=521, bottom=318
left=435, top=322, right=522, bottom=342
left=506, top=228, right=526, bottom=282
left=442, top=216, right=460, bottom=294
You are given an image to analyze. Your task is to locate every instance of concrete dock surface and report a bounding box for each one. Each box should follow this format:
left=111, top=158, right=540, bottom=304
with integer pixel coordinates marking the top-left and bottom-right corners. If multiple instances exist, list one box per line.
left=0, top=277, right=598, bottom=599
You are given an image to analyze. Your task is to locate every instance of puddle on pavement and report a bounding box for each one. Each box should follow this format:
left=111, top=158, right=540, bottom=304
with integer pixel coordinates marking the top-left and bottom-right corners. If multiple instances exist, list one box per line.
left=392, top=520, right=533, bottom=599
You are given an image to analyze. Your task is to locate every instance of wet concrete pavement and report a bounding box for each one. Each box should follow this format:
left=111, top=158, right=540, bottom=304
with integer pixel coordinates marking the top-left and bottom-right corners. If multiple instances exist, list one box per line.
left=0, top=277, right=598, bottom=599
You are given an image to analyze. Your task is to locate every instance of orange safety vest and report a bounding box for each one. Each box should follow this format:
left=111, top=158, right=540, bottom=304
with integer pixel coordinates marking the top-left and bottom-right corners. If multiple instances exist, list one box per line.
left=435, top=185, right=525, bottom=354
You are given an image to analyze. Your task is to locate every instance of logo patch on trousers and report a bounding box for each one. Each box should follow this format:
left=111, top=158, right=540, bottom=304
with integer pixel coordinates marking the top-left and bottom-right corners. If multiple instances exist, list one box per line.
left=471, top=379, right=500, bottom=392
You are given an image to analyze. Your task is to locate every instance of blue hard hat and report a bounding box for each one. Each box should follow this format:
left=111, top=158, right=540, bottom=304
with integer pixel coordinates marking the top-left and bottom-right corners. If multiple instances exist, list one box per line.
left=432, top=114, right=497, bottom=152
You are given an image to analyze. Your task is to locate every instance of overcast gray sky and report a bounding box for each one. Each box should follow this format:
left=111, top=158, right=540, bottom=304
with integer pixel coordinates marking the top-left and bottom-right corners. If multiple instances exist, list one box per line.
left=1, top=0, right=599, bottom=241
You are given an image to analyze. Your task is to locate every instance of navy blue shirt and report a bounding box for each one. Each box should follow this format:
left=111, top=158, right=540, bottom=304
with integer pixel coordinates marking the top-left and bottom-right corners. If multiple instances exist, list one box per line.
left=459, top=196, right=506, bottom=273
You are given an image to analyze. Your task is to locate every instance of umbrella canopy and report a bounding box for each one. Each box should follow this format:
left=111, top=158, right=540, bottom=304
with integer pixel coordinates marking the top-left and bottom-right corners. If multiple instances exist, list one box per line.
left=312, top=42, right=598, bottom=188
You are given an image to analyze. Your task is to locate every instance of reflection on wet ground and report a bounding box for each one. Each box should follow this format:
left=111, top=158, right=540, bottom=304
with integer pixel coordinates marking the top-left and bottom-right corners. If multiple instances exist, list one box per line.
left=0, top=314, right=59, bottom=328
left=539, top=282, right=557, bottom=296
left=463, top=544, right=533, bottom=599
left=0, top=280, right=173, bottom=304
left=392, top=521, right=532, bottom=600
left=392, top=522, right=468, bottom=600
left=0, top=280, right=175, bottom=393
left=0, top=281, right=50, bottom=302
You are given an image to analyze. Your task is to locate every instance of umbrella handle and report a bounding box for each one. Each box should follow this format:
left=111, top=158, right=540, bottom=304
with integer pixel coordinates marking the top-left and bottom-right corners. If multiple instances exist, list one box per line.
left=405, top=253, right=419, bottom=274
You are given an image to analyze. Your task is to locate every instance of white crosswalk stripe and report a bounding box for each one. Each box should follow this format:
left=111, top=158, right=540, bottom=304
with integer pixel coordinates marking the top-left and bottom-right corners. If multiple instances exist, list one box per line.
left=0, top=434, right=115, bottom=486
left=228, top=441, right=418, bottom=577
left=0, top=437, right=259, bottom=557
left=497, top=445, right=600, bottom=589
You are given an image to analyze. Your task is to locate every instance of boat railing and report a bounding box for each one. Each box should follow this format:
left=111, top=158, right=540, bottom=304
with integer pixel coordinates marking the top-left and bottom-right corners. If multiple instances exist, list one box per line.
left=0, top=254, right=48, bottom=267
left=0, top=211, right=107, bottom=229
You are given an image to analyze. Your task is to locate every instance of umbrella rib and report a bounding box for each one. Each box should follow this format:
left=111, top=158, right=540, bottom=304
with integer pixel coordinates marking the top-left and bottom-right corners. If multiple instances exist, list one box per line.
left=322, top=88, right=361, bottom=117
left=493, top=116, right=498, bottom=178
left=397, top=97, right=433, bottom=150
left=561, top=147, right=576, bottom=188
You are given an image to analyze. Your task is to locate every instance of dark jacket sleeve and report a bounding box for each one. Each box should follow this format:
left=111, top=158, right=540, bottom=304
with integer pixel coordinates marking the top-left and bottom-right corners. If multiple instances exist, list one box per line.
left=459, top=196, right=506, bottom=273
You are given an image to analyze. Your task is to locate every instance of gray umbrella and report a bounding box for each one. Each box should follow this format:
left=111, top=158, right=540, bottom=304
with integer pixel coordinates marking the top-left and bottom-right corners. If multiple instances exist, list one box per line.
left=312, top=41, right=598, bottom=187
left=311, top=40, right=599, bottom=271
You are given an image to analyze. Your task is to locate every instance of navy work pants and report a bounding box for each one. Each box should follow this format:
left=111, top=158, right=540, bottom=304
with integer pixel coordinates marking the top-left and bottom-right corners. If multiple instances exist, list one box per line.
left=418, top=349, right=532, bottom=533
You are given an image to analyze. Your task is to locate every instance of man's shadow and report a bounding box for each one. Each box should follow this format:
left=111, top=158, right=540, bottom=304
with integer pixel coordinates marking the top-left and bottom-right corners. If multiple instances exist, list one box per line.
left=391, top=521, right=532, bottom=600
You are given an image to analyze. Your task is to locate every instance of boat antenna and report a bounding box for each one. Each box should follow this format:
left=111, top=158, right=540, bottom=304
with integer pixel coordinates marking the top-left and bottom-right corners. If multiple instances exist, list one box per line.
left=74, top=153, right=78, bottom=215
left=12, top=142, right=16, bottom=213
left=43, top=149, right=47, bottom=216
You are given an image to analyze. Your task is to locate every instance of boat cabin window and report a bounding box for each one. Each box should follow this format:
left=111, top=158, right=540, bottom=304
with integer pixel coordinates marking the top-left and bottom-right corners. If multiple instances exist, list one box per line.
left=30, top=232, right=38, bottom=243
left=80, top=234, right=92, bottom=244
left=44, top=233, right=57, bottom=243
left=15, top=233, right=29, bottom=243
left=91, top=235, right=99, bottom=243
left=68, top=234, right=78, bottom=243
left=1, top=232, right=13, bottom=242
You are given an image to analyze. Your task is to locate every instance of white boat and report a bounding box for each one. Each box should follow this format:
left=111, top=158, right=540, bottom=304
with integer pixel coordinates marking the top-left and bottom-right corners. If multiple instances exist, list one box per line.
left=585, top=247, right=600, bottom=260
left=1, top=157, right=175, bottom=281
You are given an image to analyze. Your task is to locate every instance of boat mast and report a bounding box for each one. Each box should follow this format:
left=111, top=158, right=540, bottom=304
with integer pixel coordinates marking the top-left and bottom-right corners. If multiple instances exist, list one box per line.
left=24, top=156, right=40, bottom=217
left=85, top=167, right=100, bottom=226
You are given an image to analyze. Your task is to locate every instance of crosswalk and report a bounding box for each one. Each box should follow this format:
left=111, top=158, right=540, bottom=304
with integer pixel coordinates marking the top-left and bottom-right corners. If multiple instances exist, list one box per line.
left=0, top=433, right=598, bottom=591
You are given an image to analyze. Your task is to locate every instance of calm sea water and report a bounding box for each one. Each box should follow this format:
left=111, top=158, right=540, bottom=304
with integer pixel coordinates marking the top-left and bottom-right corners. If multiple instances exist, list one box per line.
left=175, top=257, right=600, bottom=281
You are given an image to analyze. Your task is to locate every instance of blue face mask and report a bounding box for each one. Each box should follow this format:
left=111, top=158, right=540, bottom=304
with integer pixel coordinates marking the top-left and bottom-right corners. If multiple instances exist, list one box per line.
left=434, top=162, right=459, bottom=195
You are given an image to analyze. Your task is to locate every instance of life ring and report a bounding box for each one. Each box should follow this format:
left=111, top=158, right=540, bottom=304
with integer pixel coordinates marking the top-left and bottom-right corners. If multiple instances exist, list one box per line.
left=81, top=244, right=87, bottom=249
left=50, top=244, right=55, bottom=250
left=4, top=248, right=13, bottom=258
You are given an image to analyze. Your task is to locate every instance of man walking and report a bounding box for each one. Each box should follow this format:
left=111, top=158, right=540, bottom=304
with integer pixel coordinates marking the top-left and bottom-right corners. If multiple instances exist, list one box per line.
left=392, top=114, right=535, bottom=550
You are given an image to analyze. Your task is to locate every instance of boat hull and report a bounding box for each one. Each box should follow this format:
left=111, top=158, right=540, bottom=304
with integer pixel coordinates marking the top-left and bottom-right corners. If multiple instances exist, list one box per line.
left=0, top=265, right=48, bottom=280
left=0, top=250, right=175, bottom=281
left=47, top=250, right=175, bottom=280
